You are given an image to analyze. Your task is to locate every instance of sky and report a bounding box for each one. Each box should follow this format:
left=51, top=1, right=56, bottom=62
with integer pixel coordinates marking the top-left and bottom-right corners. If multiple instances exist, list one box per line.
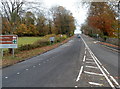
left=42, top=0, right=89, bottom=34
left=27, top=0, right=89, bottom=34
left=1, top=0, right=89, bottom=34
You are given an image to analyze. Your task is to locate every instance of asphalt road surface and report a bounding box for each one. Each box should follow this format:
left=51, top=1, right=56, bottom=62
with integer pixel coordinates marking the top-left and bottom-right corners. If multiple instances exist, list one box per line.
left=2, top=34, right=120, bottom=88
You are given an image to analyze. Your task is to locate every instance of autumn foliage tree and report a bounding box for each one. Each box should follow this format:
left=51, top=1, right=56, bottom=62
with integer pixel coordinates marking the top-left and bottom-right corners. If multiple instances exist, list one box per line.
left=83, top=2, right=118, bottom=38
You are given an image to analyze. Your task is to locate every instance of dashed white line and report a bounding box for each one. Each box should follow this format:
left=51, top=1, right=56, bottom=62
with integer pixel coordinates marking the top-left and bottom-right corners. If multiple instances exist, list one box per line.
left=33, top=66, right=36, bottom=68
left=5, top=77, right=8, bottom=79
left=85, top=50, right=86, bottom=54
left=26, top=69, right=29, bottom=70
left=83, top=55, right=86, bottom=62
left=76, top=66, right=83, bottom=82
left=39, top=64, right=41, bottom=65
left=84, top=71, right=104, bottom=76
left=17, top=72, right=20, bottom=75
left=75, top=86, right=78, bottom=88
left=86, top=65, right=99, bottom=69
left=89, top=82, right=103, bottom=86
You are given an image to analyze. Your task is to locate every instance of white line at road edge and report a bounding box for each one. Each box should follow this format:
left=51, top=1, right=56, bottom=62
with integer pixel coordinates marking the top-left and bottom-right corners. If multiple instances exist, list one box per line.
left=80, top=35, right=118, bottom=89
left=76, top=66, right=83, bottom=82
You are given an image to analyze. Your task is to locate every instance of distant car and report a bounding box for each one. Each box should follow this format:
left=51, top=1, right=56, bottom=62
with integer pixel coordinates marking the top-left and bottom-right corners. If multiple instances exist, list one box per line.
left=77, top=34, right=81, bottom=38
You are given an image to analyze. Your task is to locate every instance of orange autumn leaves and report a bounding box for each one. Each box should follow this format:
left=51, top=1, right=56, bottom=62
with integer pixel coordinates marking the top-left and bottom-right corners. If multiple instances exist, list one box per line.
left=88, top=14, right=115, bottom=36
left=87, top=2, right=117, bottom=37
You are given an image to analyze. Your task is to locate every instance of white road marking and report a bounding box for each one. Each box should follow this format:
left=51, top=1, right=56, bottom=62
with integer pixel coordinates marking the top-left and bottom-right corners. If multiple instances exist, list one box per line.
left=86, top=65, right=99, bottom=69
left=33, top=66, right=36, bottom=68
left=86, top=58, right=93, bottom=61
left=92, top=54, right=102, bottom=65
left=89, top=82, right=103, bottom=86
left=75, top=86, right=78, bottom=88
left=84, top=71, right=103, bottom=76
left=5, top=77, right=8, bottom=79
left=81, top=35, right=116, bottom=89
left=86, top=62, right=95, bottom=64
left=83, top=55, right=86, bottom=62
left=76, top=66, right=83, bottom=82
left=17, top=72, right=20, bottom=75
left=26, top=69, right=28, bottom=70
left=110, top=76, right=120, bottom=88
left=102, top=66, right=110, bottom=75
left=90, top=51, right=116, bottom=89
left=39, top=64, right=41, bottom=65
left=85, top=50, right=86, bottom=54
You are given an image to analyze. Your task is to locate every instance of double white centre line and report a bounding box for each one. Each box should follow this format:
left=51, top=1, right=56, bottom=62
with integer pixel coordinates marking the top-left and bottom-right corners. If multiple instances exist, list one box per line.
left=80, top=35, right=118, bottom=89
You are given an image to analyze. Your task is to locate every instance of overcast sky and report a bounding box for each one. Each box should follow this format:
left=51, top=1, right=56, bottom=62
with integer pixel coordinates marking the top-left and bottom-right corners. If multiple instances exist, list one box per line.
left=27, top=0, right=89, bottom=34
left=42, top=0, right=89, bottom=34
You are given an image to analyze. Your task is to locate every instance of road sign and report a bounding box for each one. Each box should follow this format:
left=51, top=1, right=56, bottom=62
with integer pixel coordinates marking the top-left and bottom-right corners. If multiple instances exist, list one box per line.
left=0, top=35, right=18, bottom=48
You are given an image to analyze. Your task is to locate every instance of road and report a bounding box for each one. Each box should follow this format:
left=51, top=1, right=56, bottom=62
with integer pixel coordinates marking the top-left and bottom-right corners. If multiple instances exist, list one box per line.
left=2, top=34, right=120, bottom=88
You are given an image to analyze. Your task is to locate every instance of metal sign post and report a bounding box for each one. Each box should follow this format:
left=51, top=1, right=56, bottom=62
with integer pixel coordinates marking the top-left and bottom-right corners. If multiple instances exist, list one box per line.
left=1, top=49, right=3, bottom=58
left=12, top=48, right=14, bottom=58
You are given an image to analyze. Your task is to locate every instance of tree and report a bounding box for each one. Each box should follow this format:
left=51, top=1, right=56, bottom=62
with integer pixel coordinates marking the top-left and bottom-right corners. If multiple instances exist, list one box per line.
left=1, top=0, right=25, bottom=34
left=51, top=6, right=76, bottom=36
left=86, top=2, right=117, bottom=37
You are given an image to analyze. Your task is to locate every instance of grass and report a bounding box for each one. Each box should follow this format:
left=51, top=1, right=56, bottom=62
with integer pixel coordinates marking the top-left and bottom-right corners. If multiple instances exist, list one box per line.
left=18, top=37, right=42, bottom=47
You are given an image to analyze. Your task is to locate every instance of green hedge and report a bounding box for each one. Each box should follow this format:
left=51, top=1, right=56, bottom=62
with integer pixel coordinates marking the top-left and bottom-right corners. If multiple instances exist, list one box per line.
left=16, top=34, right=67, bottom=52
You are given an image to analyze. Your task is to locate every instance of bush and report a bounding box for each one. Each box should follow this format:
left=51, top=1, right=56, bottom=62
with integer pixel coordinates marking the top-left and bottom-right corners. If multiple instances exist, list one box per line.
left=17, top=44, right=36, bottom=51
left=55, top=35, right=67, bottom=43
left=17, top=39, right=50, bottom=51
left=34, top=39, right=50, bottom=47
left=16, top=34, right=67, bottom=52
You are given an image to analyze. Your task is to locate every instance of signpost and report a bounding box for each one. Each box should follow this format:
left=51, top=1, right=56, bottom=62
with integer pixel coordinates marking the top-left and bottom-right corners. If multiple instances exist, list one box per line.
left=0, top=35, right=18, bottom=57
left=49, top=37, right=55, bottom=44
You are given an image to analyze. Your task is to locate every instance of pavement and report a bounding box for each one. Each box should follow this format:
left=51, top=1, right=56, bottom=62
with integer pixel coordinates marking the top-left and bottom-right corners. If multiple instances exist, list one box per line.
left=2, top=34, right=120, bottom=89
